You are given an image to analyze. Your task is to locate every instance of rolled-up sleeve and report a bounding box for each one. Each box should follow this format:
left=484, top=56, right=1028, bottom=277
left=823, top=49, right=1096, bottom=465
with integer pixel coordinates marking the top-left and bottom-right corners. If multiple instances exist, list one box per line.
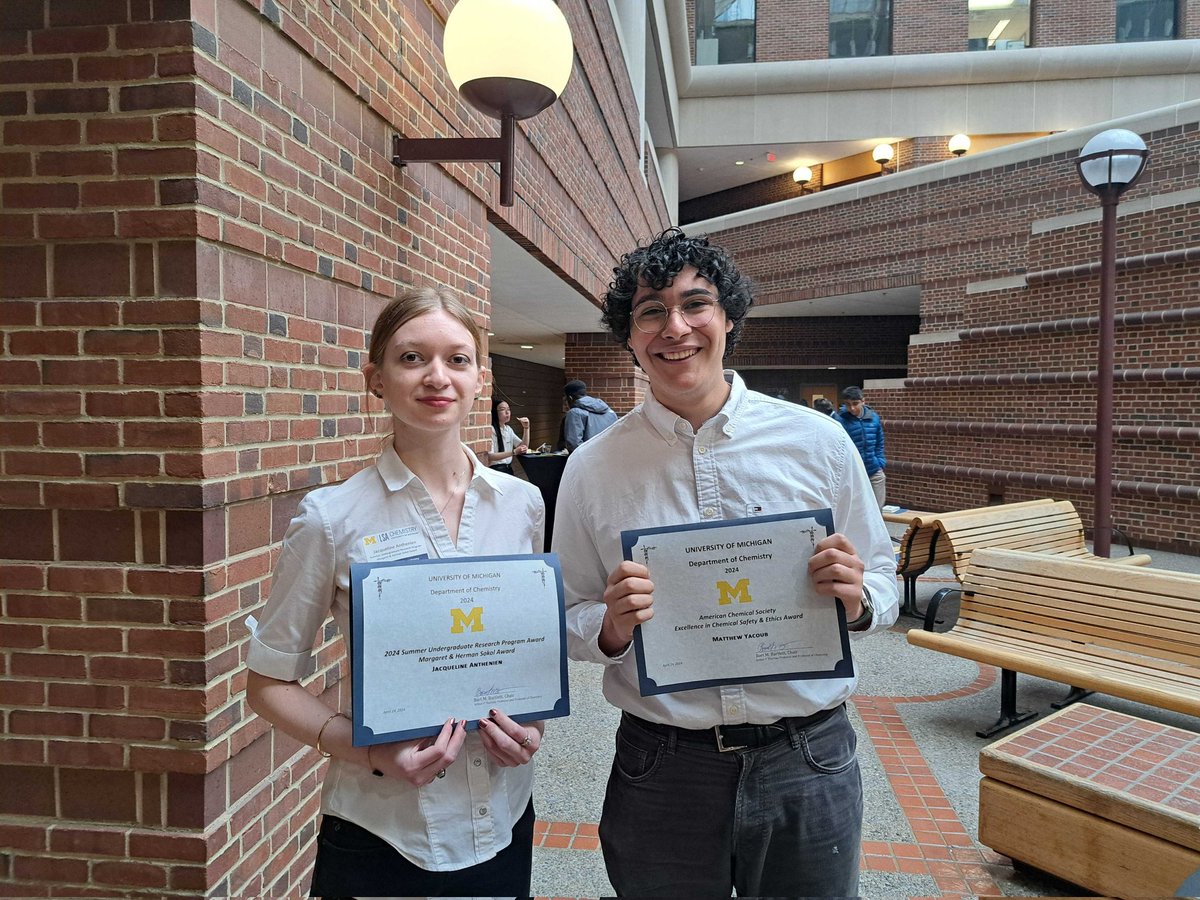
left=246, top=493, right=336, bottom=681
left=832, top=433, right=899, bottom=636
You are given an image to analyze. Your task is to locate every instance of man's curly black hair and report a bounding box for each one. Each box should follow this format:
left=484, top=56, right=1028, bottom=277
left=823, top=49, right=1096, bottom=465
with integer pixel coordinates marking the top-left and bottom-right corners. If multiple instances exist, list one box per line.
left=601, top=227, right=754, bottom=361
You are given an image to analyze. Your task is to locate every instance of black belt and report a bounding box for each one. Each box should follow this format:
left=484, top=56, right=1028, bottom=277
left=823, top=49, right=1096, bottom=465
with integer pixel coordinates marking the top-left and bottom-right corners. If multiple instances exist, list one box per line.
left=623, top=704, right=842, bottom=753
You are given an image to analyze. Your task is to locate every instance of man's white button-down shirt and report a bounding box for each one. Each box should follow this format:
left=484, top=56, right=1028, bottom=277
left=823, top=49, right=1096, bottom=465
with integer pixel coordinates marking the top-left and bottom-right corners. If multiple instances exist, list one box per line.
left=552, top=371, right=898, bottom=730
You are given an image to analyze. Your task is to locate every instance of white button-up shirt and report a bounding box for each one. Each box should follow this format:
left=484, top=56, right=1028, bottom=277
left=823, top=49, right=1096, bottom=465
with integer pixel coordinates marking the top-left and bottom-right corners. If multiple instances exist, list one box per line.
left=246, top=444, right=545, bottom=870
left=552, top=372, right=898, bottom=729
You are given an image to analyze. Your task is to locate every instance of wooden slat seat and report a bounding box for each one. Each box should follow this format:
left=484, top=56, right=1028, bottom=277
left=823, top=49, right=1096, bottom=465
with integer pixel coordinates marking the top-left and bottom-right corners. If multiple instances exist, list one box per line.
left=907, top=549, right=1200, bottom=736
left=893, top=498, right=1150, bottom=616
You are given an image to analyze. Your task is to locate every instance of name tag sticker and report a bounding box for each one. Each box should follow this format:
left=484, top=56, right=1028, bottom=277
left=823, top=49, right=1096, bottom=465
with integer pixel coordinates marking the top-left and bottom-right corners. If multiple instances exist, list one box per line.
left=361, top=526, right=425, bottom=562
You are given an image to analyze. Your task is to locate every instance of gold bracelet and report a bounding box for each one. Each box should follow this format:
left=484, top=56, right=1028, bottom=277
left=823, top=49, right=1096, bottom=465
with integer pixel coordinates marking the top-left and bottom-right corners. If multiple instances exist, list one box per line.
left=314, top=712, right=341, bottom=758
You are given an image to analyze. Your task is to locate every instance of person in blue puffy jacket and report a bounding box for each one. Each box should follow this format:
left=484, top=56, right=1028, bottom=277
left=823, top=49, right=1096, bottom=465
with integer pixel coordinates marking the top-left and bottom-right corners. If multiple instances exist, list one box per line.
left=835, top=386, right=886, bottom=508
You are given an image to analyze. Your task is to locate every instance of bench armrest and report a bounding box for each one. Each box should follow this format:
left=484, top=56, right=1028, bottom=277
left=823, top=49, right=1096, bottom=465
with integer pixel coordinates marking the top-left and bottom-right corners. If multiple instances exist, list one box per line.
left=1111, top=525, right=1137, bottom=557
left=924, top=587, right=961, bottom=632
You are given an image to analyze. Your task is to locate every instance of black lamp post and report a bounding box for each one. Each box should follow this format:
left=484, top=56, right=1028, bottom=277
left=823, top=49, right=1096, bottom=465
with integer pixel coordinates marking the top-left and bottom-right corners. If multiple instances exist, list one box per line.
left=1074, top=128, right=1149, bottom=557
left=392, top=0, right=574, bottom=207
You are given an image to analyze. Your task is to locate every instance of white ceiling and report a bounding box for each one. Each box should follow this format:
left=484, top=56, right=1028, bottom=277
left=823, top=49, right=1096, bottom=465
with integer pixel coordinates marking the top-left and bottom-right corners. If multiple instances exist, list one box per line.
left=487, top=224, right=603, bottom=369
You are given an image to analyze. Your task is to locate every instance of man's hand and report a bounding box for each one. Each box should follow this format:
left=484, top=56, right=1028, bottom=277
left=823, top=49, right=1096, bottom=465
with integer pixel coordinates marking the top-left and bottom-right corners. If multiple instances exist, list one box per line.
left=808, top=533, right=867, bottom=621
left=599, top=560, right=654, bottom=656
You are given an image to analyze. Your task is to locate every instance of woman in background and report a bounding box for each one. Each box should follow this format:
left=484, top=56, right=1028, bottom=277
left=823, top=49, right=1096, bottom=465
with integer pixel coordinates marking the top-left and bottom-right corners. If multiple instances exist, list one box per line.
left=486, top=398, right=531, bottom=474
left=245, top=287, right=546, bottom=897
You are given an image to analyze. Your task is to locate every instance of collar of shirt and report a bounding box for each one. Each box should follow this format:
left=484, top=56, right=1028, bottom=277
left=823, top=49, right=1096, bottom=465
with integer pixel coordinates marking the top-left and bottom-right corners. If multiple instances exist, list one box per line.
left=641, top=369, right=741, bottom=445
left=376, top=442, right=511, bottom=496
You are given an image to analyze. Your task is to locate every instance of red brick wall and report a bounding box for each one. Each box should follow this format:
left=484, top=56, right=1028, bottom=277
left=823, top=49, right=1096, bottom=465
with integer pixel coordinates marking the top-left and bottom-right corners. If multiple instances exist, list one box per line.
left=0, top=0, right=666, bottom=895
left=730, top=315, right=917, bottom=369
left=709, top=121, right=1200, bottom=553
left=564, top=333, right=647, bottom=416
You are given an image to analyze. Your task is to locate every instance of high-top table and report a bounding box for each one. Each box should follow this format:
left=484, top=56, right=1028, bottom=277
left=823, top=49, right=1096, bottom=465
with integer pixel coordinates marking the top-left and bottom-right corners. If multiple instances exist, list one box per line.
left=517, top=452, right=568, bottom=552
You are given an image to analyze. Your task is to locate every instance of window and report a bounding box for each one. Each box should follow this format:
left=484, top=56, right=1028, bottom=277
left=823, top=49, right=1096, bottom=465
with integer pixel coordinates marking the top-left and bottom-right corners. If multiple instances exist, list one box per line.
left=829, top=0, right=892, bottom=58
left=968, top=0, right=1032, bottom=51
left=695, top=0, right=756, bottom=65
left=1116, top=0, right=1178, bottom=41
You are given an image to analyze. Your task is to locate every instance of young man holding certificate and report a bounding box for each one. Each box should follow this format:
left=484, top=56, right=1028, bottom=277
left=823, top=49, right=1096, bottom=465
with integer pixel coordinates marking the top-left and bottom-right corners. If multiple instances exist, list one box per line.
left=245, top=288, right=552, bottom=897
left=553, top=228, right=899, bottom=897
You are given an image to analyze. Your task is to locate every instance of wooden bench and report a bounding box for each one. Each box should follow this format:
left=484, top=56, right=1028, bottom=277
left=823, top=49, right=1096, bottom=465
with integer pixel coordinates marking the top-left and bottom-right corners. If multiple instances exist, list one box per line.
left=979, top=703, right=1200, bottom=897
left=894, top=498, right=1150, bottom=616
left=907, top=548, right=1200, bottom=736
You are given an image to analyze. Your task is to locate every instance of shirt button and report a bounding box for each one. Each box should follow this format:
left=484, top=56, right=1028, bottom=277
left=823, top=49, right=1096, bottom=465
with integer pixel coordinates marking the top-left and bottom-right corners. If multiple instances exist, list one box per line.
left=727, top=707, right=738, bottom=715
left=698, top=446, right=707, bottom=455
left=473, top=758, right=482, bottom=767
left=703, top=507, right=716, bottom=518
left=478, top=806, right=488, bottom=816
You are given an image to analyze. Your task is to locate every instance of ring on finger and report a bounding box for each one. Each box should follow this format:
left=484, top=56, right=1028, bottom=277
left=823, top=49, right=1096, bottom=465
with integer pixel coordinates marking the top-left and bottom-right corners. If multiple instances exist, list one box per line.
left=436, top=768, right=446, bottom=778
left=520, top=735, right=532, bottom=747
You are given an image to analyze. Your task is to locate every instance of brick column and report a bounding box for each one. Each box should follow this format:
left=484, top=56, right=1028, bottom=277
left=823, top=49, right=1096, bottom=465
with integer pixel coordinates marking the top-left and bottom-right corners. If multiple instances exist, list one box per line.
left=564, top=333, right=646, bottom=415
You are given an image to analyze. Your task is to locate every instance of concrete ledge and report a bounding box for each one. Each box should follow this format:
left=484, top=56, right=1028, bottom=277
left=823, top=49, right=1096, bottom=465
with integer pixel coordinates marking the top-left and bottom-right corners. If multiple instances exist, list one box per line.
left=966, top=275, right=1027, bottom=295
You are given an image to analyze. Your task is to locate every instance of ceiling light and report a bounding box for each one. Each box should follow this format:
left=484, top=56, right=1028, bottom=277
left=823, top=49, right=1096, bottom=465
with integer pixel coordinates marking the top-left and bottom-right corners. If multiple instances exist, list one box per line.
left=734, top=160, right=745, bottom=166
left=872, top=143, right=894, bottom=174
left=948, top=133, right=971, bottom=157
left=520, top=344, right=534, bottom=349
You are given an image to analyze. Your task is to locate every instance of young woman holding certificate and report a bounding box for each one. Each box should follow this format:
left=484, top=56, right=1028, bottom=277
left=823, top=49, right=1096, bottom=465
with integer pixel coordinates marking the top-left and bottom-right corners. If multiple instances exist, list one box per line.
left=245, top=287, right=547, bottom=897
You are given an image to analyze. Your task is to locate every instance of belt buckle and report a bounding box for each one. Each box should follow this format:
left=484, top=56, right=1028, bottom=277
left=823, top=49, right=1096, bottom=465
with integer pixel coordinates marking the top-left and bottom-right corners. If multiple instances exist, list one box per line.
left=713, top=726, right=748, bottom=753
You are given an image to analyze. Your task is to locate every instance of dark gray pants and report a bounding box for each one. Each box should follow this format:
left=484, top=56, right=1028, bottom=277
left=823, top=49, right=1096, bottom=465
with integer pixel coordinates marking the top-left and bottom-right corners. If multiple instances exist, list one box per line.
left=599, top=706, right=863, bottom=897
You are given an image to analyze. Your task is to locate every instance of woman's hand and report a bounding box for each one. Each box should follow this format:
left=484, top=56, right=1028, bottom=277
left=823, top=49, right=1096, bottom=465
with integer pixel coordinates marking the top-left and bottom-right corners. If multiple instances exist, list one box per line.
left=370, top=717, right=467, bottom=786
left=478, top=710, right=542, bottom=767
left=514, top=443, right=528, bottom=456
left=517, top=416, right=530, bottom=432
left=599, top=560, right=654, bottom=656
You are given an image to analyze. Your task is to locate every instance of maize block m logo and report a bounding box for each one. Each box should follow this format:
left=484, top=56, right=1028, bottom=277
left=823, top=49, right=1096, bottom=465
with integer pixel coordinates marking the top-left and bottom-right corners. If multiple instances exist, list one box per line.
left=717, top=578, right=752, bottom=605
left=451, top=606, right=484, bottom=633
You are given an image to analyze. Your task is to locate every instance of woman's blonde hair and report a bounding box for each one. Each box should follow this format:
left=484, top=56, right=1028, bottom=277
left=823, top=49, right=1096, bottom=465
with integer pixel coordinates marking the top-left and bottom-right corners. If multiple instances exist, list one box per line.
left=367, top=286, right=483, bottom=368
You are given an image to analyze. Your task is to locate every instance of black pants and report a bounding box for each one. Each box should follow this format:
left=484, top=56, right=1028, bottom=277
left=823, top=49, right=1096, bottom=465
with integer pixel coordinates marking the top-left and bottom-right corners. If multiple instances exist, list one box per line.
left=309, top=799, right=535, bottom=898
left=490, top=463, right=514, bottom=475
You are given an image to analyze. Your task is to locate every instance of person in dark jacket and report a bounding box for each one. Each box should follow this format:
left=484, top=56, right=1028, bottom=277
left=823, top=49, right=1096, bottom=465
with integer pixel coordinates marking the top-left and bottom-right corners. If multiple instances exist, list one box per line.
left=562, top=380, right=617, bottom=451
left=835, top=386, right=886, bottom=508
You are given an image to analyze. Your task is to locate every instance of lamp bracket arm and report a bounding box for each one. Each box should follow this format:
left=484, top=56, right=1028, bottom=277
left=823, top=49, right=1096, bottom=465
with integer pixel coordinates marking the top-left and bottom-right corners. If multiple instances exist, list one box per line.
left=392, top=134, right=505, bottom=166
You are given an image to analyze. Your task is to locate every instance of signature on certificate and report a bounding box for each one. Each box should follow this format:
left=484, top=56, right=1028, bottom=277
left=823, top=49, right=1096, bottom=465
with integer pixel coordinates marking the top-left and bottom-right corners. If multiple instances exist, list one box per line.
left=758, top=639, right=802, bottom=653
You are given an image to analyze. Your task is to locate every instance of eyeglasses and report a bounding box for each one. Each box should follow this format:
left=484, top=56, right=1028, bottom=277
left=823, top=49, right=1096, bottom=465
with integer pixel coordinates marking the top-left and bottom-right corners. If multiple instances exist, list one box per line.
left=631, top=297, right=720, bottom=334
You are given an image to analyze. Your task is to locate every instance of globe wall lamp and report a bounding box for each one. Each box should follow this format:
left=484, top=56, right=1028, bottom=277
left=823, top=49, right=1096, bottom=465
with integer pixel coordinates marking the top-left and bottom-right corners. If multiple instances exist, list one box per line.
left=1075, top=128, right=1149, bottom=557
left=391, top=0, right=574, bottom=207
left=872, top=142, right=894, bottom=174
left=948, top=133, right=971, bottom=157
left=793, top=165, right=813, bottom=194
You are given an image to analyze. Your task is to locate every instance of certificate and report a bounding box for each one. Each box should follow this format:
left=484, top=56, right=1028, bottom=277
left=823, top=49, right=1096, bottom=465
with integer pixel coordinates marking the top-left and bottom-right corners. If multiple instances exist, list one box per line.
left=348, top=554, right=569, bottom=745
left=622, top=510, right=853, bottom=696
